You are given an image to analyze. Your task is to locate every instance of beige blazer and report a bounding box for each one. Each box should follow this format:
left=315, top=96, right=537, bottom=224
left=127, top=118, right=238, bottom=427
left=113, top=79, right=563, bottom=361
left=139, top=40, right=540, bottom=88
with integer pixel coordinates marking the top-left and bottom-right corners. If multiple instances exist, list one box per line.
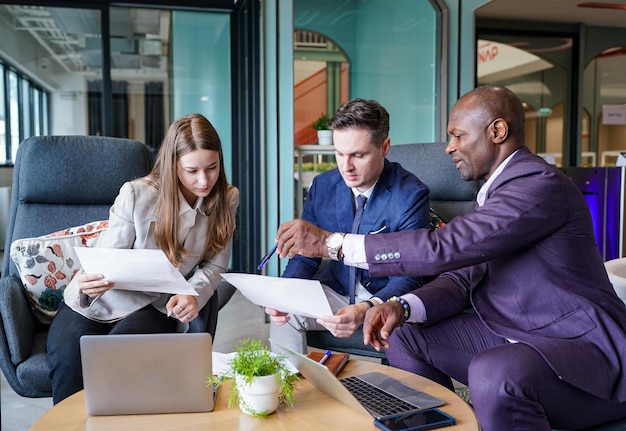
left=63, top=179, right=239, bottom=323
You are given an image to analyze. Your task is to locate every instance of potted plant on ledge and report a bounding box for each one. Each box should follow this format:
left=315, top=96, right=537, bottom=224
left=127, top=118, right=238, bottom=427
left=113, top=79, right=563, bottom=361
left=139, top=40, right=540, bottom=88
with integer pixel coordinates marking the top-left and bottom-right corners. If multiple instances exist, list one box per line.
left=312, top=113, right=333, bottom=145
left=208, top=339, right=299, bottom=418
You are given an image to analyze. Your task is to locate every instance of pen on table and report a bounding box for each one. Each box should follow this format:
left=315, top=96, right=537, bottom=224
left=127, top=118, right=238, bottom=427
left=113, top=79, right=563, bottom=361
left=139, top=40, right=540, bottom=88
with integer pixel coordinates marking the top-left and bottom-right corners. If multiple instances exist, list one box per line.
left=257, top=243, right=279, bottom=270
left=318, top=350, right=332, bottom=365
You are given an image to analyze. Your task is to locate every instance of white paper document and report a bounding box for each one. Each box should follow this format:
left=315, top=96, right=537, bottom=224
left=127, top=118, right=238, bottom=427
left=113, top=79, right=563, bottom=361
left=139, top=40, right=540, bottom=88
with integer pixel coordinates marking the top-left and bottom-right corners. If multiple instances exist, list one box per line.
left=221, top=273, right=332, bottom=318
left=74, top=247, right=198, bottom=296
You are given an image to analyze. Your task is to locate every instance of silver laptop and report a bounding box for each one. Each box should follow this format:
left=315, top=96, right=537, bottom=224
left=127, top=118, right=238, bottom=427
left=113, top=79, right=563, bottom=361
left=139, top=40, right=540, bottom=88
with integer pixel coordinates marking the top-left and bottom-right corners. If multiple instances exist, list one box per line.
left=271, top=340, right=444, bottom=419
left=80, top=333, right=215, bottom=416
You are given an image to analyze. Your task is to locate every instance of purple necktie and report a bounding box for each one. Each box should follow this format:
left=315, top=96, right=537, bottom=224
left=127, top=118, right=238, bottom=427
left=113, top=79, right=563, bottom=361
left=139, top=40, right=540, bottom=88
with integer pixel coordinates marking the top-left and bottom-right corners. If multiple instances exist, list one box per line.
left=348, top=195, right=367, bottom=304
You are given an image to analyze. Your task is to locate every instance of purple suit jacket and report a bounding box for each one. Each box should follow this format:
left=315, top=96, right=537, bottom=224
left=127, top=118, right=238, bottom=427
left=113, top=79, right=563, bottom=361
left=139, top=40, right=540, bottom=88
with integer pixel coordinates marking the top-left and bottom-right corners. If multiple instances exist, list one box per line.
left=365, top=147, right=626, bottom=402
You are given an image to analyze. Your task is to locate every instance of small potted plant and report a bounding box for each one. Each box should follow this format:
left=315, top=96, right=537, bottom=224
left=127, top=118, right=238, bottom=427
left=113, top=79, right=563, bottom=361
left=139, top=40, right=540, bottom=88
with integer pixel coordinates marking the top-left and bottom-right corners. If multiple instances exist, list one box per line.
left=312, top=113, right=333, bottom=145
left=208, top=339, right=299, bottom=418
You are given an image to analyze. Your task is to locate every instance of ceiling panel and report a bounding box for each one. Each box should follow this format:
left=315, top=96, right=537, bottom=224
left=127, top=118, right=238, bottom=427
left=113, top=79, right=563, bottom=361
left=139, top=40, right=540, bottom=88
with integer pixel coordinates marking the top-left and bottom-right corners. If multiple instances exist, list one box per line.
left=476, top=0, right=626, bottom=28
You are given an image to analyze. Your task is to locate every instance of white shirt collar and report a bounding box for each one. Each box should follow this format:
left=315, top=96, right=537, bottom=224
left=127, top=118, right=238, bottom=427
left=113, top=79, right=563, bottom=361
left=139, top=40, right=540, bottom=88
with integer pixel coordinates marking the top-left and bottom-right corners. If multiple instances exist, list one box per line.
left=352, top=182, right=376, bottom=200
left=476, top=149, right=519, bottom=207
left=178, top=188, right=206, bottom=215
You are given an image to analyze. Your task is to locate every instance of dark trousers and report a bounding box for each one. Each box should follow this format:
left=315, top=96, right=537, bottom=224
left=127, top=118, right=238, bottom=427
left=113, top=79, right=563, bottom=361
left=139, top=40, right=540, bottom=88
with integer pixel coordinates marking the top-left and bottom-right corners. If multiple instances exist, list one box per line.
left=46, top=302, right=177, bottom=404
left=385, top=312, right=626, bottom=431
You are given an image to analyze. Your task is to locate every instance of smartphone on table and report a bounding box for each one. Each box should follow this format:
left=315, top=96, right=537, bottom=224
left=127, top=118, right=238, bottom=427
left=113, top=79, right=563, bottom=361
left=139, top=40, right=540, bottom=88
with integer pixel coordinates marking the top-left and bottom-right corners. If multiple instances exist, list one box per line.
left=373, top=408, right=456, bottom=431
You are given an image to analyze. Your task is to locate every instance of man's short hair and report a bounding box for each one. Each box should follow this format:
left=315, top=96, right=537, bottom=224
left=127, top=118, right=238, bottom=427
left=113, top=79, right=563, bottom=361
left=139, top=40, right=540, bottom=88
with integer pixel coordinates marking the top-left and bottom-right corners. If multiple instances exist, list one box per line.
left=329, top=98, right=389, bottom=148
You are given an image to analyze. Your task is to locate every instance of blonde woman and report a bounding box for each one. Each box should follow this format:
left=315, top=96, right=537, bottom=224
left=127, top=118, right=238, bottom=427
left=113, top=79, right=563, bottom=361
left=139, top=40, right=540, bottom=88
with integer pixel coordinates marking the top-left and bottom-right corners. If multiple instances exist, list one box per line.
left=47, top=113, right=239, bottom=404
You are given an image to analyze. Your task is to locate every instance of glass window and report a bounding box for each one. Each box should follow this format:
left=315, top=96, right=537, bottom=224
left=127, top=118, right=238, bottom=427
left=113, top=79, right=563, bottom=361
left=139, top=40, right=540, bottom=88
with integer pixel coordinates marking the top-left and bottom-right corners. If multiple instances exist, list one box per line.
left=0, top=62, right=50, bottom=163
left=0, top=63, right=5, bottom=163
left=583, top=47, right=626, bottom=167
left=0, top=4, right=231, bottom=169
left=292, top=0, right=439, bottom=213
left=8, top=70, right=19, bottom=162
left=21, top=79, right=31, bottom=140
left=32, top=89, right=41, bottom=136
left=42, top=91, right=49, bottom=136
left=477, top=35, right=572, bottom=166
left=294, top=0, right=438, bottom=145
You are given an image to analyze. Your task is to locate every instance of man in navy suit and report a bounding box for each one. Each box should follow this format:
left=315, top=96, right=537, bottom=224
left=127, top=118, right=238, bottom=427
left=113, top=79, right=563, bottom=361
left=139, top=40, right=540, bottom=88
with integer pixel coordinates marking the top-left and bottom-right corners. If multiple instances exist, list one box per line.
left=274, top=86, right=626, bottom=430
left=267, top=98, right=430, bottom=353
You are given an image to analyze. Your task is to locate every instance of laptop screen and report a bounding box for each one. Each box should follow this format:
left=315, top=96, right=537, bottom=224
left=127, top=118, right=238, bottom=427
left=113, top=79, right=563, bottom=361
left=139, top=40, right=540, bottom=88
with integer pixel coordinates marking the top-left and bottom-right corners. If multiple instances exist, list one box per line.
left=80, top=332, right=214, bottom=415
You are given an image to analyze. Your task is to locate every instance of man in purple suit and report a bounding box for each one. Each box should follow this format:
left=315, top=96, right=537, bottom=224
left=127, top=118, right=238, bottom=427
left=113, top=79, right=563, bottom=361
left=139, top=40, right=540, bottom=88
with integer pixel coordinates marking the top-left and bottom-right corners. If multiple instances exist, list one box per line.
left=274, top=85, right=626, bottom=430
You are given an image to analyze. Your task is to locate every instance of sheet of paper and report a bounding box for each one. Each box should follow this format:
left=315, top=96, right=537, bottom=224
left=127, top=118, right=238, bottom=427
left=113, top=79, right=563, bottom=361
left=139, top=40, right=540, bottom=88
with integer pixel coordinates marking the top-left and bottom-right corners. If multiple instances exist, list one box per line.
left=74, top=247, right=198, bottom=296
left=221, top=273, right=332, bottom=318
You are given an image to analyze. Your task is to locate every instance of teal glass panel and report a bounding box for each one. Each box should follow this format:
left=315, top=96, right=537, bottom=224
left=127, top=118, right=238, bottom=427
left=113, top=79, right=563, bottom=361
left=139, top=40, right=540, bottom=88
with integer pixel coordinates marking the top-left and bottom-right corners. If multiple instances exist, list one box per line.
left=294, top=0, right=437, bottom=143
left=172, top=12, right=232, bottom=180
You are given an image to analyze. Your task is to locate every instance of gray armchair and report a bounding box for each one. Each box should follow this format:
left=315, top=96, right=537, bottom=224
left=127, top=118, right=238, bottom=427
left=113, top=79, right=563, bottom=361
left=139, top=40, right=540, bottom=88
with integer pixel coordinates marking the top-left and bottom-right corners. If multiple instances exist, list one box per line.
left=385, top=142, right=480, bottom=224
left=306, top=142, right=481, bottom=361
left=0, top=135, right=217, bottom=398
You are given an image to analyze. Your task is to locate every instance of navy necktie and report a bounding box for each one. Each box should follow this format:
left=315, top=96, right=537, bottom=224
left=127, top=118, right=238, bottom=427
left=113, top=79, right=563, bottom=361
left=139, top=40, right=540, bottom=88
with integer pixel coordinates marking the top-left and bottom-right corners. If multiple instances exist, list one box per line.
left=348, top=195, right=367, bottom=304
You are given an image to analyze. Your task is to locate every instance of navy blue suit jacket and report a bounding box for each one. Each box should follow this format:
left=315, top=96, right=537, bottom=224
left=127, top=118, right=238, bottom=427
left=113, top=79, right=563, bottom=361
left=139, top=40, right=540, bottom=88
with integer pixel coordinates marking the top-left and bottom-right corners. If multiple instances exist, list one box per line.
left=283, top=159, right=430, bottom=301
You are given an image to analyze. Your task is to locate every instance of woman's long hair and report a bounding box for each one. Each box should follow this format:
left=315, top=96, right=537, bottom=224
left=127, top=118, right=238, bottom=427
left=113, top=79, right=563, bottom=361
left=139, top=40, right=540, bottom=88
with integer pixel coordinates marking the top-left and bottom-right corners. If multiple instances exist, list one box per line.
left=143, top=113, right=235, bottom=266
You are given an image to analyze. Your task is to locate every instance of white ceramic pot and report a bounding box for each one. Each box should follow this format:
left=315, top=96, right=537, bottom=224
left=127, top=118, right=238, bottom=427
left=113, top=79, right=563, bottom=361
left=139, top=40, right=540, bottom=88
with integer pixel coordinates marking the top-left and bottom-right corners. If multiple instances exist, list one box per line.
left=317, top=129, right=333, bottom=145
left=235, top=374, right=281, bottom=416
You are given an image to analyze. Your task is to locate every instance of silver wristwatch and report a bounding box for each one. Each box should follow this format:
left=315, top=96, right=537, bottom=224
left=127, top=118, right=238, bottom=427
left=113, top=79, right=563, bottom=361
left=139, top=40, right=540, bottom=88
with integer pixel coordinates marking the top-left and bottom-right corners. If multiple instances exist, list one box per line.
left=326, top=232, right=346, bottom=261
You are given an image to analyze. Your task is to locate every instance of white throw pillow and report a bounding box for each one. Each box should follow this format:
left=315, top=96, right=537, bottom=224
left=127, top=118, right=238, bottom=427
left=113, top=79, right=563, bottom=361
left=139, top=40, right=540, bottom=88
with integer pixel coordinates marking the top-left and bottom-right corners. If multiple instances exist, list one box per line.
left=10, top=221, right=108, bottom=323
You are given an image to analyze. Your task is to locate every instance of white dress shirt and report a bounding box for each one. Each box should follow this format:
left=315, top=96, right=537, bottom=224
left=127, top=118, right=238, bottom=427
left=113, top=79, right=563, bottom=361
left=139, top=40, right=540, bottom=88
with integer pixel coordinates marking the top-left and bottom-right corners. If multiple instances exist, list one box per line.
left=350, top=185, right=382, bottom=303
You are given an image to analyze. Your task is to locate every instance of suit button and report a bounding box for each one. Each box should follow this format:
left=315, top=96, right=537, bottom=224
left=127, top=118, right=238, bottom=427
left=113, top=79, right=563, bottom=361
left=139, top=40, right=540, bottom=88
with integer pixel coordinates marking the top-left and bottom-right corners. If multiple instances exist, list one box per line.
left=375, top=254, right=381, bottom=261
left=394, top=252, right=401, bottom=259
left=381, top=253, right=388, bottom=261
left=387, top=252, right=394, bottom=260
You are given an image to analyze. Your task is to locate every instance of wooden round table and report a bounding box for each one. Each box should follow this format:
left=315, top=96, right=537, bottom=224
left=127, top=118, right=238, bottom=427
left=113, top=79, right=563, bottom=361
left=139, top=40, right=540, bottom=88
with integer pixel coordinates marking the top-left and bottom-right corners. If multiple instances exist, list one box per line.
left=30, top=359, right=480, bottom=431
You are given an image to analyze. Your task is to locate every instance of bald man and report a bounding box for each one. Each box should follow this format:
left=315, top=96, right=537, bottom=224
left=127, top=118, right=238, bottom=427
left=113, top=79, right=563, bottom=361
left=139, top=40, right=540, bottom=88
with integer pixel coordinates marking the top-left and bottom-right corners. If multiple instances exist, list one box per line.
left=274, top=85, right=626, bottom=430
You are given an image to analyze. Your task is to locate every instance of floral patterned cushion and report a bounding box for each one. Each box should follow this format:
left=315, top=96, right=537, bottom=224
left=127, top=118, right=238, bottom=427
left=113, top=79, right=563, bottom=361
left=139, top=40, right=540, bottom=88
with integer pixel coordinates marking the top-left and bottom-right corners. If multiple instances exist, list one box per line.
left=9, top=221, right=108, bottom=323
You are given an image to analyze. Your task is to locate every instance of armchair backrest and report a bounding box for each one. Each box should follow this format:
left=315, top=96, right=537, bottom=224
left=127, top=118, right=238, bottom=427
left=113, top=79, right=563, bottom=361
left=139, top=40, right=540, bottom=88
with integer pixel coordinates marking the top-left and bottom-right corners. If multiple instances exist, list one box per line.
left=2, top=135, right=151, bottom=278
left=386, top=142, right=480, bottom=223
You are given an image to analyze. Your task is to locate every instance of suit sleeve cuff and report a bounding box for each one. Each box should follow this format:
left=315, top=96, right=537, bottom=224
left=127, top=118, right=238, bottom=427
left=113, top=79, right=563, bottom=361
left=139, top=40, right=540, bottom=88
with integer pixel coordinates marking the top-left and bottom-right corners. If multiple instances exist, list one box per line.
left=403, top=294, right=427, bottom=323
left=342, top=234, right=369, bottom=269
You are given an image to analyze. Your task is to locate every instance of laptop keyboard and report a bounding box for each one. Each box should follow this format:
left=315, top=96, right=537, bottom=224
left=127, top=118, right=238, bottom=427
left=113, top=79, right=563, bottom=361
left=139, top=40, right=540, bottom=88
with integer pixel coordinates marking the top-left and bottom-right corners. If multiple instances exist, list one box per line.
left=340, top=376, right=416, bottom=417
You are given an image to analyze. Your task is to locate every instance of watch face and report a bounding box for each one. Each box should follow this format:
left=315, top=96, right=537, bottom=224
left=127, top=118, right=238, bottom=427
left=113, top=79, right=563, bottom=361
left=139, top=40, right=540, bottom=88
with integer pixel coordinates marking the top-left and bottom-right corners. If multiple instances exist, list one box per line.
left=328, top=233, right=343, bottom=247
